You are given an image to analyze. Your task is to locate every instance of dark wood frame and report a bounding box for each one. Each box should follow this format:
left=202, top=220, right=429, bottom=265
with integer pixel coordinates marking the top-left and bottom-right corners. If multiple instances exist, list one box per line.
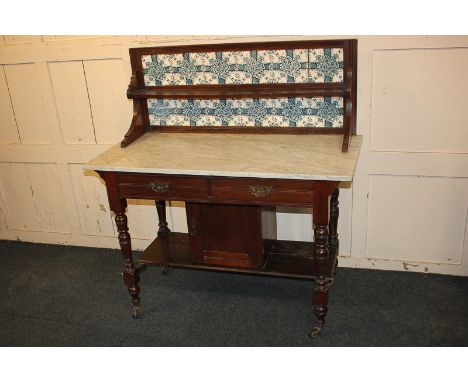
left=96, top=39, right=359, bottom=338
left=98, top=170, right=340, bottom=337
left=122, top=39, right=358, bottom=152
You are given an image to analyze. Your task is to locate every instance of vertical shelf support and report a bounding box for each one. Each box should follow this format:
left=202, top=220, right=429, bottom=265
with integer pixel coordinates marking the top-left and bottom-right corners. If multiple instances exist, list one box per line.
left=156, top=200, right=171, bottom=236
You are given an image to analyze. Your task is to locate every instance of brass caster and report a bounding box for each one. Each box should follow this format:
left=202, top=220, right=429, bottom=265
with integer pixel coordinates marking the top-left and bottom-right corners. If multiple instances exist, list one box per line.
left=132, top=306, right=141, bottom=319
left=161, top=265, right=168, bottom=275
left=309, top=324, right=323, bottom=338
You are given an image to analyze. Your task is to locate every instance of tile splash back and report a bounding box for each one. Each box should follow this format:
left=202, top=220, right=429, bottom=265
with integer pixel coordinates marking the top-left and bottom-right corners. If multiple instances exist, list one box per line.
left=147, top=97, right=344, bottom=128
left=142, top=48, right=344, bottom=86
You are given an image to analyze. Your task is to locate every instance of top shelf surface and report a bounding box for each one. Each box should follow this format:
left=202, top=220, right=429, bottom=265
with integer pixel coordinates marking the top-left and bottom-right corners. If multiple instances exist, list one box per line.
left=84, top=133, right=362, bottom=182
left=127, top=83, right=351, bottom=99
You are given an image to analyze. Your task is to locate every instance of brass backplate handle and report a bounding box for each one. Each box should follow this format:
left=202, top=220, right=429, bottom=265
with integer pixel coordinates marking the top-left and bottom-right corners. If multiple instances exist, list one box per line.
left=149, top=182, right=169, bottom=193
left=249, top=185, right=273, bottom=198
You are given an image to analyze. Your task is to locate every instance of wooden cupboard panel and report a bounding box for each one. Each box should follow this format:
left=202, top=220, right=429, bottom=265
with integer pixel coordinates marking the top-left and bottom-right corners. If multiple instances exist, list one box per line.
left=69, top=164, right=115, bottom=236
left=4, top=64, right=50, bottom=144
left=0, top=66, right=20, bottom=143
left=371, top=48, right=468, bottom=153
left=83, top=59, right=131, bottom=144
left=367, top=175, right=468, bottom=264
left=49, top=61, right=96, bottom=144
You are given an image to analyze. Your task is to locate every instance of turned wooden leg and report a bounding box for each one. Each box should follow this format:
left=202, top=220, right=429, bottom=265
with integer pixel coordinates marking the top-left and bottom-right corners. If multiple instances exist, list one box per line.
left=311, top=277, right=331, bottom=337
left=310, top=184, right=336, bottom=337
left=156, top=200, right=171, bottom=236
left=310, top=223, right=331, bottom=337
left=114, top=199, right=141, bottom=319
left=156, top=200, right=170, bottom=275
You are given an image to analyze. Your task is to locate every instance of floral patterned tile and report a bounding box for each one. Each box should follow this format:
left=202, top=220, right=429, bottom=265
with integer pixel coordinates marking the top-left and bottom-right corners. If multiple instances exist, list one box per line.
left=147, top=97, right=343, bottom=128
left=142, top=47, right=345, bottom=129
left=224, top=51, right=251, bottom=84
left=142, top=53, right=186, bottom=86
left=141, top=48, right=340, bottom=86
left=309, top=48, right=344, bottom=83
left=257, top=49, right=309, bottom=84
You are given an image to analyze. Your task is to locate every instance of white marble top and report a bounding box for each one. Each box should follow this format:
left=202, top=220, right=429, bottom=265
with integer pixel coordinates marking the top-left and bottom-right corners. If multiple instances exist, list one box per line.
left=83, top=133, right=362, bottom=181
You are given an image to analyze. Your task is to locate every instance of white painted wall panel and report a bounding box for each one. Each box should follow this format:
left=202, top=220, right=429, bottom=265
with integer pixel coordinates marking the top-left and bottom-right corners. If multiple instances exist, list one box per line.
left=0, top=66, right=20, bottom=143
left=26, top=163, right=71, bottom=233
left=367, top=175, right=468, bottom=264
left=336, top=187, right=352, bottom=256
left=3, top=36, right=42, bottom=45
left=168, top=201, right=188, bottom=233
left=0, top=176, right=10, bottom=230
left=4, top=64, right=50, bottom=144
left=83, top=59, right=131, bottom=144
left=1, top=36, right=468, bottom=276
left=277, top=207, right=313, bottom=242
left=370, top=151, right=468, bottom=178
left=69, top=165, right=115, bottom=237
left=134, top=201, right=189, bottom=236
left=0, top=163, right=71, bottom=233
left=42, top=36, right=101, bottom=43
left=126, top=199, right=159, bottom=240
left=49, top=61, right=96, bottom=144
left=276, top=187, right=352, bottom=256
left=371, top=48, right=468, bottom=153
left=0, top=163, right=40, bottom=230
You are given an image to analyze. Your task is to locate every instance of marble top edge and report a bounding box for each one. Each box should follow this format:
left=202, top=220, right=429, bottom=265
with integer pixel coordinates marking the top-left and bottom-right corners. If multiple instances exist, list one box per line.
left=83, top=133, right=362, bottom=182
left=81, top=164, right=354, bottom=182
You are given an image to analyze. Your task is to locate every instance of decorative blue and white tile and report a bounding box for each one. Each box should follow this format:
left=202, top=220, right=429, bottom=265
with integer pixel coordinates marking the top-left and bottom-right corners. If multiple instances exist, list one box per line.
left=142, top=54, right=185, bottom=86
left=147, top=97, right=343, bottom=128
left=158, top=54, right=187, bottom=86
left=296, top=97, right=344, bottom=127
left=309, top=48, right=344, bottom=83
left=186, top=52, right=216, bottom=85
left=142, top=49, right=313, bottom=86
left=257, top=49, right=309, bottom=84
left=224, top=51, right=252, bottom=84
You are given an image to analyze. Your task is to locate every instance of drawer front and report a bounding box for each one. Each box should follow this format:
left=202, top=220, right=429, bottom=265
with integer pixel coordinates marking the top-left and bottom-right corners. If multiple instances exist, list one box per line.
left=117, top=174, right=209, bottom=200
left=211, top=178, right=315, bottom=205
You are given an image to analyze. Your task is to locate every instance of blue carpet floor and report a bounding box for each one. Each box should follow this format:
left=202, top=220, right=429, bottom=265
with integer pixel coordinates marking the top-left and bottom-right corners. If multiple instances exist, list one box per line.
left=0, top=240, right=467, bottom=346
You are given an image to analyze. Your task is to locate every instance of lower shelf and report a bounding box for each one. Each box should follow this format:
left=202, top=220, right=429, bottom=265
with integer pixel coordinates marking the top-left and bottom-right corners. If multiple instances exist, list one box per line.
left=137, top=232, right=337, bottom=280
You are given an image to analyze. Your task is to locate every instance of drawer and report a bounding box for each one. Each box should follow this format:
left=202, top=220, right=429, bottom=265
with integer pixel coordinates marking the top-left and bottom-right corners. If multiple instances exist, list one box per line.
left=211, top=178, right=315, bottom=205
left=117, top=174, right=209, bottom=200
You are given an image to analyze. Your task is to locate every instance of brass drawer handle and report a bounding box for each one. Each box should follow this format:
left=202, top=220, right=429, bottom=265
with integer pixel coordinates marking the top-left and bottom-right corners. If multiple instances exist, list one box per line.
left=149, top=182, right=169, bottom=193
left=249, top=185, right=273, bottom=198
